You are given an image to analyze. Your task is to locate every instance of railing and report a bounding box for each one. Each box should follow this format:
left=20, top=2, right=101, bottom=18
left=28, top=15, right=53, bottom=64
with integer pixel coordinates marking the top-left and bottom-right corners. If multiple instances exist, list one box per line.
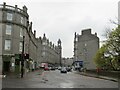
left=5, top=5, right=15, bottom=10
left=0, top=4, right=25, bottom=13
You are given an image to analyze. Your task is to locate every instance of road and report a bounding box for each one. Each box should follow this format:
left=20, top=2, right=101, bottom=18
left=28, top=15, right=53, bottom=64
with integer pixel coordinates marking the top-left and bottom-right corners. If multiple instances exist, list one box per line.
left=2, top=70, right=118, bottom=88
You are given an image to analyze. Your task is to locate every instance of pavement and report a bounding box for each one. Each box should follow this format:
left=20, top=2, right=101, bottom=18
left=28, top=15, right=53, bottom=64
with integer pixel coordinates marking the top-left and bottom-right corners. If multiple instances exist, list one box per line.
left=0, top=75, right=6, bottom=78
left=77, top=71, right=118, bottom=82
left=2, top=69, right=44, bottom=79
left=0, top=75, right=2, bottom=78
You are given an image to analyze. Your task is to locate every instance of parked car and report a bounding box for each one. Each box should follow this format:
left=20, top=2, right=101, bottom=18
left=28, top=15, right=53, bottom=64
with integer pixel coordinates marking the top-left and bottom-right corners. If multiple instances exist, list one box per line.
left=51, top=67, right=56, bottom=70
left=55, top=67, right=58, bottom=69
left=60, top=67, right=67, bottom=73
left=49, top=67, right=51, bottom=70
left=58, top=66, right=62, bottom=70
left=44, top=66, right=49, bottom=71
left=66, top=67, right=72, bottom=72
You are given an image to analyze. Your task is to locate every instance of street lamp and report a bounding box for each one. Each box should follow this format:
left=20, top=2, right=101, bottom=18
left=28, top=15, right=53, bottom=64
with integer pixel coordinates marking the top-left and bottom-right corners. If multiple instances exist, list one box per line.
left=84, top=43, right=87, bottom=70
left=21, top=36, right=25, bottom=78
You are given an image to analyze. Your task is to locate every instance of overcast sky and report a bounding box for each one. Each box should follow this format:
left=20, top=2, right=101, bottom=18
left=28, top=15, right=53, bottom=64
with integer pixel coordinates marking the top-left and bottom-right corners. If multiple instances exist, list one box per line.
left=0, top=0, right=119, bottom=57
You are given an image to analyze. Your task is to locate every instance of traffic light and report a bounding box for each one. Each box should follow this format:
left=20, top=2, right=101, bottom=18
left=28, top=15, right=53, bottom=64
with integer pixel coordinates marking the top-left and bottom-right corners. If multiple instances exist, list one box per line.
left=24, top=54, right=29, bottom=59
left=15, top=53, right=29, bottom=59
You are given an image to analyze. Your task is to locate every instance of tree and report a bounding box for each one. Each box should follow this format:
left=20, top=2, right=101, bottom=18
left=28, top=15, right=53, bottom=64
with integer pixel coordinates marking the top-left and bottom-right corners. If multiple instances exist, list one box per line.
left=106, top=27, right=120, bottom=63
left=94, top=27, right=120, bottom=70
left=94, top=44, right=107, bottom=69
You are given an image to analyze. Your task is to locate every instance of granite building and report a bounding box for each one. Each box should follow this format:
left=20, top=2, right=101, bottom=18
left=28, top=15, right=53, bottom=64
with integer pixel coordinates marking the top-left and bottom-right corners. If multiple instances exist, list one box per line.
left=0, top=2, right=29, bottom=74
left=74, top=29, right=99, bottom=70
left=41, top=34, right=62, bottom=66
left=62, top=57, right=73, bottom=67
left=0, top=2, right=62, bottom=75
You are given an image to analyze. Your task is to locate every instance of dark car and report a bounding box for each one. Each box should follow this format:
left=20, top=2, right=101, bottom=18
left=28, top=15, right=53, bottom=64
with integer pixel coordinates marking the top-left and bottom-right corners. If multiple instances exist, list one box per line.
left=51, top=67, right=56, bottom=70
left=66, top=67, right=72, bottom=72
left=60, top=67, right=67, bottom=73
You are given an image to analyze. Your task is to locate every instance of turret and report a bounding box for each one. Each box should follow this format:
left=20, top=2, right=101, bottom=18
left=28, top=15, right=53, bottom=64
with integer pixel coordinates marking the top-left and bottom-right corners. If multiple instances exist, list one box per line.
left=58, top=39, right=61, bottom=47
left=57, top=39, right=62, bottom=66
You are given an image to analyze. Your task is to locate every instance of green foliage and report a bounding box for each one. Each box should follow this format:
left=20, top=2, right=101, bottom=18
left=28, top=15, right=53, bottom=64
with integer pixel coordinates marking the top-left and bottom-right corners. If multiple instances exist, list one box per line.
left=94, top=27, right=120, bottom=71
left=94, top=44, right=107, bottom=68
left=107, top=27, right=120, bottom=56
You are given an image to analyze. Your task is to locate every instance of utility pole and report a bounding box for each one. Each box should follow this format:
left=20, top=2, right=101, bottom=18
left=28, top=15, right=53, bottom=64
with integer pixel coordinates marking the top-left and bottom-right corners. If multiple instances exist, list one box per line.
left=21, top=36, right=25, bottom=78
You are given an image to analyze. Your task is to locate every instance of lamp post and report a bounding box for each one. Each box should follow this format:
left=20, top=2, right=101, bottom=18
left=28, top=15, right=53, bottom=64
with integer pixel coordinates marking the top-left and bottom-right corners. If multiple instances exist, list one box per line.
left=21, top=36, right=25, bottom=78
left=60, top=50, right=62, bottom=67
left=84, top=43, right=87, bottom=69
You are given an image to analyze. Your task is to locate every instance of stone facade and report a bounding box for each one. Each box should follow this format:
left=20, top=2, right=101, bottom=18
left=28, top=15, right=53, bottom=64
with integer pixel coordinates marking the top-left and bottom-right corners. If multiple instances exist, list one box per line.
left=41, top=34, right=61, bottom=66
left=62, top=57, right=73, bottom=67
left=0, top=2, right=62, bottom=74
left=0, top=3, right=29, bottom=74
left=74, top=29, right=99, bottom=70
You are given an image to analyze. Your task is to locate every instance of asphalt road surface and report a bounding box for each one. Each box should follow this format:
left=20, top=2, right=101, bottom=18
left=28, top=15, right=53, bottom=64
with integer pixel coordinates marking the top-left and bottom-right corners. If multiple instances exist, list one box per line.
left=2, top=70, right=118, bottom=88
